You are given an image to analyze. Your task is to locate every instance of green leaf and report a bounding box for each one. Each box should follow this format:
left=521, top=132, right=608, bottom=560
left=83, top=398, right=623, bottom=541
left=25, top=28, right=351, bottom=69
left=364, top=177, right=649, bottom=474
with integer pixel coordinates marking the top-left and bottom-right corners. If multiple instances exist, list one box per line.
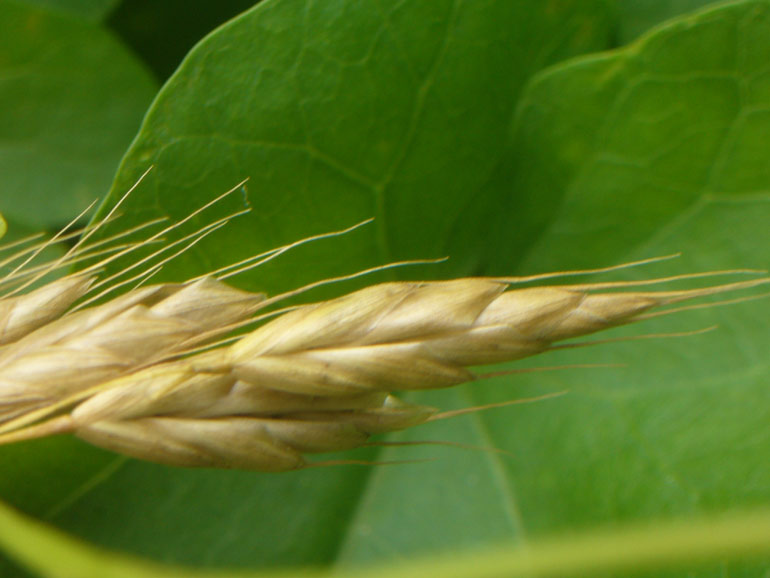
left=506, top=0, right=770, bottom=273
left=0, top=0, right=157, bottom=228
left=2, top=1, right=770, bottom=577
left=348, top=194, right=770, bottom=568
left=93, top=0, right=613, bottom=294
left=13, top=0, right=119, bottom=22
left=366, top=0, right=767, bottom=571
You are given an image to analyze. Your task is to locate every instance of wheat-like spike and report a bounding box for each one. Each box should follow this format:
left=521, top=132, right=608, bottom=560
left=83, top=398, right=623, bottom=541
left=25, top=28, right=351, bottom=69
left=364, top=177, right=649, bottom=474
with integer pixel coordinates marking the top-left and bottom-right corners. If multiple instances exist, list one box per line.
left=0, top=189, right=265, bottom=425
left=0, top=278, right=264, bottom=425
left=223, top=277, right=770, bottom=396
left=0, top=206, right=107, bottom=344
left=2, top=177, right=768, bottom=471
left=0, top=170, right=181, bottom=345
left=0, top=225, right=248, bottom=352
left=3, top=271, right=762, bottom=471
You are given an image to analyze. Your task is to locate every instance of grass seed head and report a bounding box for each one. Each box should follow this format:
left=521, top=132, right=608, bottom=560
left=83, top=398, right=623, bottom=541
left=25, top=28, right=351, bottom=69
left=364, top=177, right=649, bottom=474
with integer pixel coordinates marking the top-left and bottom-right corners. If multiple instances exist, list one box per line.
left=1, top=185, right=768, bottom=471
left=9, top=269, right=760, bottom=471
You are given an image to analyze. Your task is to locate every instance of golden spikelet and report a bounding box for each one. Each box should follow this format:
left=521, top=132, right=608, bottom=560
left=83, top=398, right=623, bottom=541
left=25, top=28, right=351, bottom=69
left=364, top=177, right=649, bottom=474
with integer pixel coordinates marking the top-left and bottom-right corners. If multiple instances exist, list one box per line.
left=0, top=184, right=767, bottom=471
left=0, top=275, right=94, bottom=346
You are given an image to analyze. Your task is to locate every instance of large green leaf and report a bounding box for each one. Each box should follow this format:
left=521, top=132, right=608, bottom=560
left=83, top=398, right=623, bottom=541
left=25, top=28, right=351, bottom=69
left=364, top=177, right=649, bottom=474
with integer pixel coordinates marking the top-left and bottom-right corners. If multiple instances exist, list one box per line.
left=0, top=0, right=156, bottom=228
left=2, top=1, right=770, bottom=577
left=92, top=0, right=613, bottom=293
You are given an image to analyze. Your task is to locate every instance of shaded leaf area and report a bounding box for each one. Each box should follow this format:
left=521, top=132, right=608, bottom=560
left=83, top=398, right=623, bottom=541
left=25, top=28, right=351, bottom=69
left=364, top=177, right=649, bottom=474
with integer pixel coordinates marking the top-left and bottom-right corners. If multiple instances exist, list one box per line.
left=1, top=1, right=770, bottom=577
left=0, top=215, right=66, bottom=288
left=616, top=0, right=724, bottom=43
left=108, top=0, right=262, bottom=82
left=13, top=0, right=118, bottom=21
left=2, top=495, right=770, bottom=578
left=0, top=435, right=378, bottom=573
left=497, top=0, right=770, bottom=275
left=0, top=0, right=156, bottom=228
left=93, top=0, right=613, bottom=295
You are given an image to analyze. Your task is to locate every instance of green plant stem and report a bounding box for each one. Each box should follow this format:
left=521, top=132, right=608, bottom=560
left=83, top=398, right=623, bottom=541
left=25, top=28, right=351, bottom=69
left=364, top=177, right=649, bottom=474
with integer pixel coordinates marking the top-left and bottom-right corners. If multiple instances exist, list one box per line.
left=2, top=498, right=769, bottom=578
